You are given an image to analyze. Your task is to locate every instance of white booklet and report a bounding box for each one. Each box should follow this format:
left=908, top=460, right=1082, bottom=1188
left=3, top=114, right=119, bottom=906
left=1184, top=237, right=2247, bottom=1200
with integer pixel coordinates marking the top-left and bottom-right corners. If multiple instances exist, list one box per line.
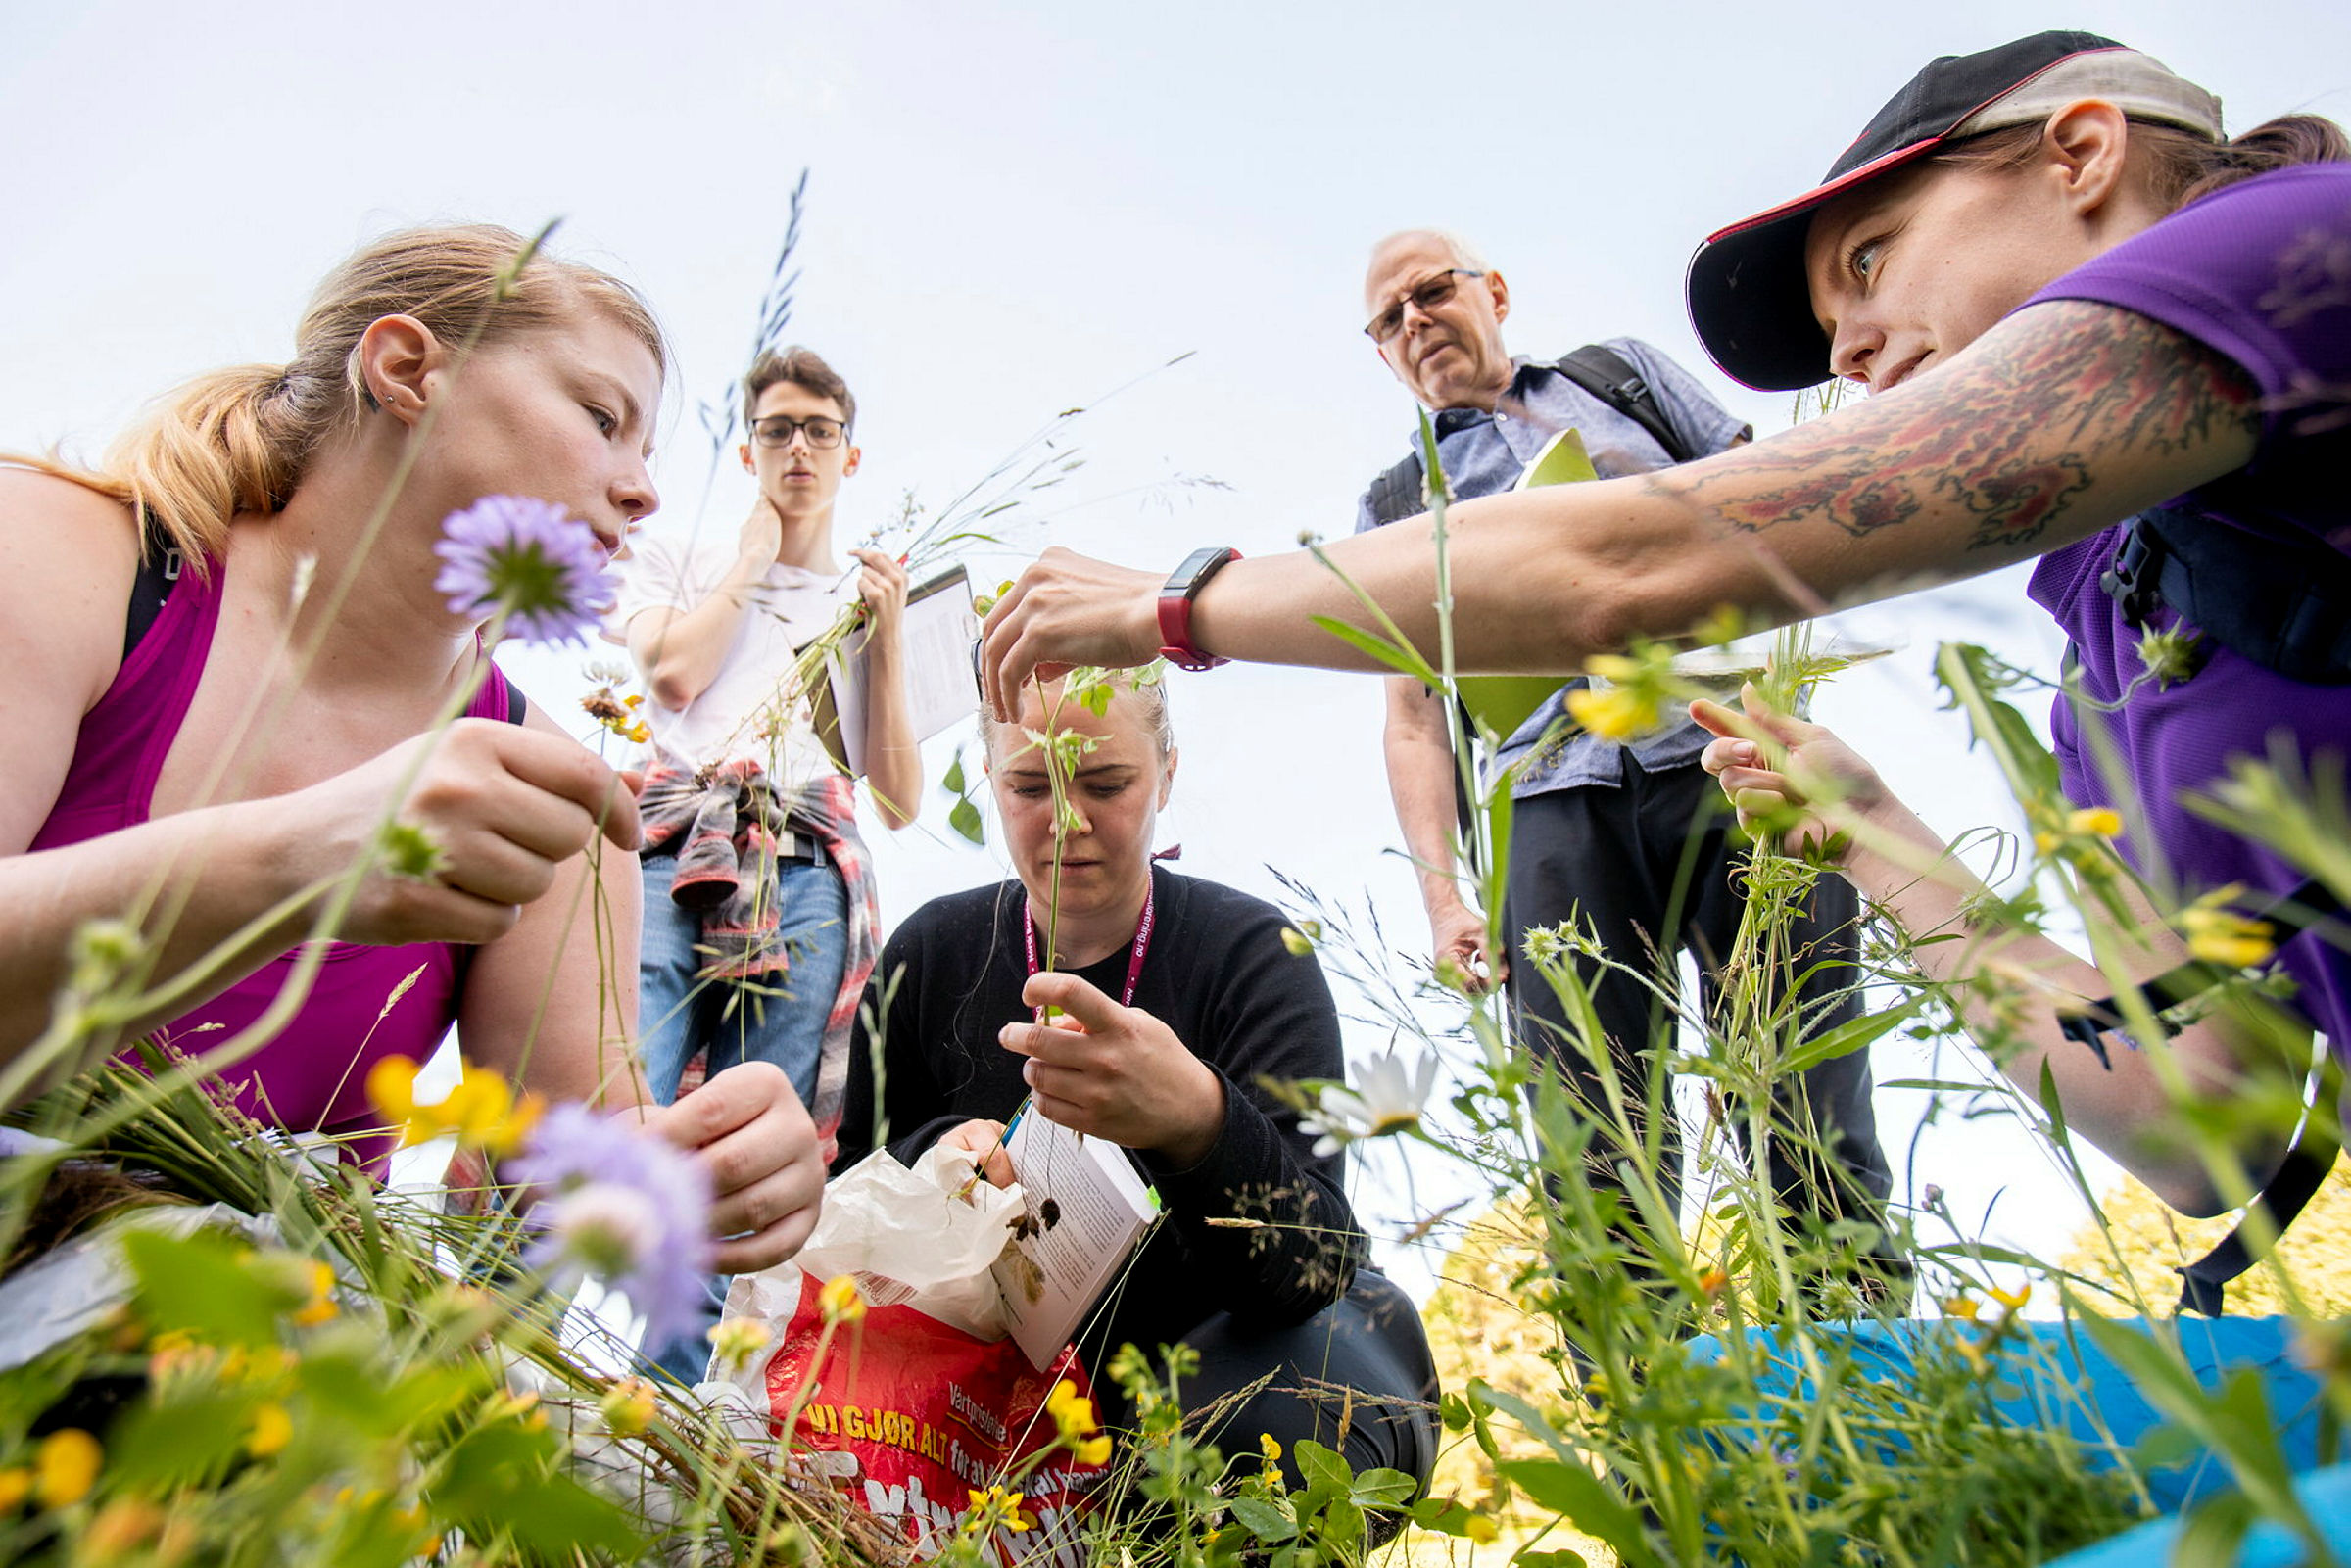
left=802, top=564, right=982, bottom=778
left=992, top=1110, right=1163, bottom=1372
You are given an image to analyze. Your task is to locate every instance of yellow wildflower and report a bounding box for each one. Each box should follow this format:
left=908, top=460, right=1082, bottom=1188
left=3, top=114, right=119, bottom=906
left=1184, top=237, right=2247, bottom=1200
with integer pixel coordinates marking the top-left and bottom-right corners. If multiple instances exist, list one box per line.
left=600, top=1377, right=659, bottom=1437
left=246, top=1403, right=293, bottom=1459
left=1259, top=1432, right=1281, bottom=1468
left=1990, top=1282, right=2033, bottom=1313
left=32, top=1429, right=101, bottom=1508
left=962, top=1485, right=1036, bottom=1534
left=1074, top=1433, right=1113, bottom=1465
left=435, top=1064, right=545, bottom=1157
left=708, top=1316, right=775, bottom=1371
left=291, top=1259, right=339, bottom=1326
left=1046, top=1379, right=1099, bottom=1445
left=2067, top=807, right=2124, bottom=839
left=0, top=1469, right=30, bottom=1512
left=2183, top=898, right=2277, bottom=969
left=1698, top=1267, right=1731, bottom=1300
left=1465, top=1513, right=1501, bottom=1544
left=1565, top=684, right=1661, bottom=743
left=817, top=1275, right=867, bottom=1326
left=365, top=1055, right=420, bottom=1124
left=1940, top=1294, right=1981, bottom=1322
left=369, top=1057, right=544, bottom=1156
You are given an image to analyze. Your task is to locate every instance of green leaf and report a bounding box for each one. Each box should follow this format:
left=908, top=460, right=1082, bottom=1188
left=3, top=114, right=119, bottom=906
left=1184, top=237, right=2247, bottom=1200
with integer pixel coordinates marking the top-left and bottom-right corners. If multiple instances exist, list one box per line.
left=1308, top=614, right=1442, bottom=687
left=121, top=1227, right=295, bottom=1347
left=1348, top=1466, right=1419, bottom=1506
left=1410, top=1496, right=1481, bottom=1537
left=1293, top=1436, right=1353, bottom=1497
left=1514, top=1552, right=1592, bottom=1568
left=948, top=796, right=984, bottom=845
left=1497, top=1458, right=1658, bottom=1568
left=1781, top=995, right=1925, bottom=1074
left=1225, top=1495, right=1298, bottom=1543
left=942, top=753, right=967, bottom=794
left=1318, top=1496, right=1366, bottom=1557
left=2171, top=1490, right=2255, bottom=1568
left=108, top=1387, right=253, bottom=1488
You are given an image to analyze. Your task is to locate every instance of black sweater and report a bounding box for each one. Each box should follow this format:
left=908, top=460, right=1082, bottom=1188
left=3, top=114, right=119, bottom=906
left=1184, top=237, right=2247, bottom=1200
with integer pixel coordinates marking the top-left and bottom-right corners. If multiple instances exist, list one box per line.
left=834, top=867, right=1364, bottom=1366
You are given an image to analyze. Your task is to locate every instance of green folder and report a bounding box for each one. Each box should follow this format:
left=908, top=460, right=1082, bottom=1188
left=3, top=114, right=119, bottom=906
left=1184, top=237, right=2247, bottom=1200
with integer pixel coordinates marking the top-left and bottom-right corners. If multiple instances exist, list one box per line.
left=1454, top=428, right=1598, bottom=740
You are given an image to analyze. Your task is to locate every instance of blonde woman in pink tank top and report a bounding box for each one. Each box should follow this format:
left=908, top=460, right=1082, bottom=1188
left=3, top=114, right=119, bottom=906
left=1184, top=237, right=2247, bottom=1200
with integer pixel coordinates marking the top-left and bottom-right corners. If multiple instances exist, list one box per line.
left=1, top=225, right=826, bottom=1277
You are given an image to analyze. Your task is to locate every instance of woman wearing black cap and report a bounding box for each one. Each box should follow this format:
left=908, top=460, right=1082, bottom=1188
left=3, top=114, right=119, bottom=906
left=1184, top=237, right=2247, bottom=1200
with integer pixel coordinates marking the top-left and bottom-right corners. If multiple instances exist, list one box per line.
left=979, top=31, right=2350, bottom=1550
left=978, top=30, right=2349, bottom=1183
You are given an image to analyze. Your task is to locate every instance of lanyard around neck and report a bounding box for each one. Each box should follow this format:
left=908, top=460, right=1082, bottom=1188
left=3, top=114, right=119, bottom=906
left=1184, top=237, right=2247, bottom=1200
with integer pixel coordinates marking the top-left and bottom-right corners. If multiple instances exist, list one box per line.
left=1023, top=878, right=1156, bottom=1020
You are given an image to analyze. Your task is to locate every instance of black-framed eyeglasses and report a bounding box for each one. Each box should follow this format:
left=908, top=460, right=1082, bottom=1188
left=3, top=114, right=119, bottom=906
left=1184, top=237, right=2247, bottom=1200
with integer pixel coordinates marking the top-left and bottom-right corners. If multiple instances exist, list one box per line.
left=749, top=414, right=848, bottom=450
left=1364, top=268, right=1486, bottom=343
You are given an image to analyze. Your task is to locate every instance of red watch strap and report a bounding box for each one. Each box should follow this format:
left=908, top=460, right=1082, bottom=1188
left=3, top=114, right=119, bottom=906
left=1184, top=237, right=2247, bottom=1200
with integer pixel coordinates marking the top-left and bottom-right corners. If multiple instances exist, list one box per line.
left=1156, top=548, right=1239, bottom=671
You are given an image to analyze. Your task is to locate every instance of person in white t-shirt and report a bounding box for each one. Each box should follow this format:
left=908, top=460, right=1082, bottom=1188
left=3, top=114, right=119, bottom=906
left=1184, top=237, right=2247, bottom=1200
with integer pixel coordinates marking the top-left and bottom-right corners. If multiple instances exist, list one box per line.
left=611, top=345, right=921, bottom=1383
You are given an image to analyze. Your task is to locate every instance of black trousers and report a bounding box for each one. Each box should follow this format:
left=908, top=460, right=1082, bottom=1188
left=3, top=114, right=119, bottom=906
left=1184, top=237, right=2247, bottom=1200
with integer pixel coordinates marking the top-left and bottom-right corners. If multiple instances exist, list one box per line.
left=1108, top=1269, right=1438, bottom=1494
left=1501, top=756, right=1895, bottom=1257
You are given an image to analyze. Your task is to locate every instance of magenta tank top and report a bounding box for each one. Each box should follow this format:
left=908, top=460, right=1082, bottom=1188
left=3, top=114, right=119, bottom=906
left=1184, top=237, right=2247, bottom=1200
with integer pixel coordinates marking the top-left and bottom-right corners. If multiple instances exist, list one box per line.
left=29, top=550, right=512, bottom=1151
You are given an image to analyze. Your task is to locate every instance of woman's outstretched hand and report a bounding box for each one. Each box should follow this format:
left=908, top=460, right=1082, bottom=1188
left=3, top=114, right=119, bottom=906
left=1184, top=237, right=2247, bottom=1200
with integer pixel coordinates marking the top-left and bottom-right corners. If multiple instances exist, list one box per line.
left=979, top=549, right=1165, bottom=720
left=647, top=1061, right=826, bottom=1273
left=999, top=971, right=1226, bottom=1166
left=1691, top=683, right=1889, bottom=864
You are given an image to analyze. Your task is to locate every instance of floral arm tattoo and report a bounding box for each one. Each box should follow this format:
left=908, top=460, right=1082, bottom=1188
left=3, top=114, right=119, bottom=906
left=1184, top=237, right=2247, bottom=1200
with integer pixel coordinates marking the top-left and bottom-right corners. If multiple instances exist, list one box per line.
left=1656, top=300, right=2261, bottom=557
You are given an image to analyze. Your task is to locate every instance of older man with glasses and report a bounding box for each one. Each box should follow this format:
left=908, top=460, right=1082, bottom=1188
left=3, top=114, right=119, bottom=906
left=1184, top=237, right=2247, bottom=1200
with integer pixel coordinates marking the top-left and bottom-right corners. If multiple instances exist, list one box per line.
left=610, top=345, right=922, bottom=1385
left=1352, top=230, right=1900, bottom=1315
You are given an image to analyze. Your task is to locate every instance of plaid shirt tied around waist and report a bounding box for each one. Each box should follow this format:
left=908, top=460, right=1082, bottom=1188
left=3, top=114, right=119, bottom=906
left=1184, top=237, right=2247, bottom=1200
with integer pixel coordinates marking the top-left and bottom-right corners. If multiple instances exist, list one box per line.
left=635, top=760, right=877, bottom=1141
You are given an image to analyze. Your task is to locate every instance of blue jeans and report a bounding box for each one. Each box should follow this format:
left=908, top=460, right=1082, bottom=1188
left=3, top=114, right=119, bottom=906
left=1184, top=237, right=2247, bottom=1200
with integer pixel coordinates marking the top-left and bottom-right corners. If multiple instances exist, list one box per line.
left=637, top=849, right=848, bottom=1110
left=636, top=847, right=848, bottom=1386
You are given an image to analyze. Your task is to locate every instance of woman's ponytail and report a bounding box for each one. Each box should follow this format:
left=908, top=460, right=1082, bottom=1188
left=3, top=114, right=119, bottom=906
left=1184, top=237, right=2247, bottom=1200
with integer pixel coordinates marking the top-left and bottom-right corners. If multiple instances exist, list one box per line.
left=2139, top=114, right=2351, bottom=209
left=105, top=363, right=305, bottom=566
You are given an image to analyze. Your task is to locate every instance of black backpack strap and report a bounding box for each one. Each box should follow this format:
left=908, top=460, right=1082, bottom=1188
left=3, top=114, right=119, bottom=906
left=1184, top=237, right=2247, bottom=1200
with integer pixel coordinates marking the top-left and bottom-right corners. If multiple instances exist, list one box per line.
left=2102, top=506, right=2351, bottom=684
left=2178, top=1131, right=2337, bottom=1316
left=1552, top=344, right=1696, bottom=465
left=500, top=670, right=529, bottom=726
left=2058, top=875, right=2347, bottom=1314
left=1363, top=451, right=1427, bottom=529
left=123, top=513, right=186, bottom=659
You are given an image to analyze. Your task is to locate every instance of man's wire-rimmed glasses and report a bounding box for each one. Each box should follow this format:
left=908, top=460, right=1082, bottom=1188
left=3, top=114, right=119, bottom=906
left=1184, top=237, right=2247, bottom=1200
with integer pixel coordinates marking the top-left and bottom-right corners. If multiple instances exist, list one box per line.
left=1364, top=268, right=1486, bottom=343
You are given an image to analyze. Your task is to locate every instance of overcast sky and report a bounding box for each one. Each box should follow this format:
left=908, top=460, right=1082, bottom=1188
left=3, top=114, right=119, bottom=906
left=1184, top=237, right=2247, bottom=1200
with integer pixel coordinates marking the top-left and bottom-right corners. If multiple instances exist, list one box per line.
left=7, top=0, right=2345, bottom=1299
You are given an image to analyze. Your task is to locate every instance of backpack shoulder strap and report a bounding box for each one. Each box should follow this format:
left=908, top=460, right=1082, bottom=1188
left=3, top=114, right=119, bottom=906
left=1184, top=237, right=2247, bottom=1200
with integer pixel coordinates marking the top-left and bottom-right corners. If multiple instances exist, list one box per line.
left=1553, top=344, right=1696, bottom=465
left=2059, top=875, right=2347, bottom=1314
left=1363, top=450, right=1427, bottom=529
left=122, top=511, right=186, bottom=659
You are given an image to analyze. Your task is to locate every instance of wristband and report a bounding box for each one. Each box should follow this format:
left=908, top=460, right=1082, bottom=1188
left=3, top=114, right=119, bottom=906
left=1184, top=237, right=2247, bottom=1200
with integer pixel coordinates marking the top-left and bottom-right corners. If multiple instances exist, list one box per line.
left=1156, top=546, right=1241, bottom=672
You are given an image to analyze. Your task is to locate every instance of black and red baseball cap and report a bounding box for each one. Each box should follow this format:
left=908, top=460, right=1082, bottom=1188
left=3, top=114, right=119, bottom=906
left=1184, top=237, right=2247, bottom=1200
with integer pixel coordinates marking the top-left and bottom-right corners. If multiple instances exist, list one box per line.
left=1686, top=31, right=2224, bottom=391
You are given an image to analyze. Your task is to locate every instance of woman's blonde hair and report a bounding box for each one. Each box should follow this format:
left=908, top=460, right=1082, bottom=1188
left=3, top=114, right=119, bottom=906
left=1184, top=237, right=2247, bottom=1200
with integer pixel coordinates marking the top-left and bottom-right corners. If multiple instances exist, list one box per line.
left=12, top=224, right=667, bottom=572
left=979, top=673, right=1177, bottom=764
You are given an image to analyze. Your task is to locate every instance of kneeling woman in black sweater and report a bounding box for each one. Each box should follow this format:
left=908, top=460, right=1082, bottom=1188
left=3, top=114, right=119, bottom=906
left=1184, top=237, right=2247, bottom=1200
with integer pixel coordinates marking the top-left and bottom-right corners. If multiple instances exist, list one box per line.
left=834, top=673, right=1436, bottom=1489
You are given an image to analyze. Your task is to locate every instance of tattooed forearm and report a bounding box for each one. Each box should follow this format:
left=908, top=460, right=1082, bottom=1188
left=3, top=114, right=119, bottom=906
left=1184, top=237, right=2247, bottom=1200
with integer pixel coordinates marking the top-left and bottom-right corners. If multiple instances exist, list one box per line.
left=1659, top=300, right=2259, bottom=555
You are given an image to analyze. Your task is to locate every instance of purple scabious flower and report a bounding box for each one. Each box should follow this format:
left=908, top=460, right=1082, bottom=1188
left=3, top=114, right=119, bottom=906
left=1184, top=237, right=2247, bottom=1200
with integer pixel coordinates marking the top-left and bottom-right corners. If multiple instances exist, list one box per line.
left=507, top=1103, right=715, bottom=1346
left=433, top=495, right=617, bottom=648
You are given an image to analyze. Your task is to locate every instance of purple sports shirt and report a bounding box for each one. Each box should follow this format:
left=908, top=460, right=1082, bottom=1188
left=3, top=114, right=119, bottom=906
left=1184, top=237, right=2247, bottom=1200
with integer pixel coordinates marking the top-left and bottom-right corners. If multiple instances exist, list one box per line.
left=2024, top=163, right=2351, bottom=1051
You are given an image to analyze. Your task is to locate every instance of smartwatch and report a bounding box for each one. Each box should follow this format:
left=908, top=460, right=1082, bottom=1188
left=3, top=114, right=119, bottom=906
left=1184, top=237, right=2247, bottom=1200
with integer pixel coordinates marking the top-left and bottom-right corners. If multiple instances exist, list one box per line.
left=1156, top=546, right=1241, bottom=671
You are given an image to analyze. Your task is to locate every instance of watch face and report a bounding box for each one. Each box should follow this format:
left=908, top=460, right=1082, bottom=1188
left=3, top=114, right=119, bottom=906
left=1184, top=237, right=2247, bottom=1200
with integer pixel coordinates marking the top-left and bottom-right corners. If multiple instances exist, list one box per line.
left=1168, top=546, right=1231, bottom=591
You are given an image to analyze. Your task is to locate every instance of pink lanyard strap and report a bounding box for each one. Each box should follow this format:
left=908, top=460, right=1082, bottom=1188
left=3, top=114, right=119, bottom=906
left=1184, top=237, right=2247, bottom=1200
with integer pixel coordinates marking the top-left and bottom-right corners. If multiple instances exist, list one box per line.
left=1023, top=879, right=1156, bottom=1020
